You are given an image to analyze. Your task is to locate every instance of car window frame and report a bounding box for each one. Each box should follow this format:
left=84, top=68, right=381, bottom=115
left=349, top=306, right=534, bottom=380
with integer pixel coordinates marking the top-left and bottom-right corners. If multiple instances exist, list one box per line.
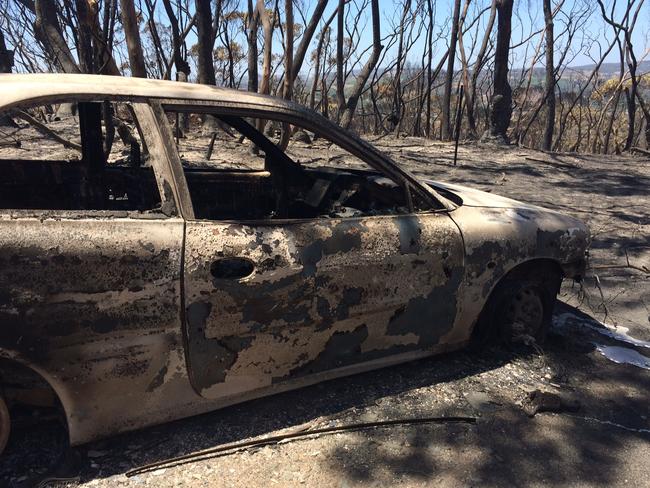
left=153, top=98, right=455, bottom=223
left=0, top=97, right=188, bottom=219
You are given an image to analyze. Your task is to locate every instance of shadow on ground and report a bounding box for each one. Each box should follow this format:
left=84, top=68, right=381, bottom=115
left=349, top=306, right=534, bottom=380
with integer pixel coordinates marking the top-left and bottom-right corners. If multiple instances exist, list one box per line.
left=324, top=302, right=650, bottom=486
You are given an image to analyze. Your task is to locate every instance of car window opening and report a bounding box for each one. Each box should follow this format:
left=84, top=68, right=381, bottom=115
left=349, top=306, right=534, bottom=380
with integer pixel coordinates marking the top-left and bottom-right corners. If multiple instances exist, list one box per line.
left=165, top=110, right=424, bottom=221
left=0, top=101, right=162, bottom=214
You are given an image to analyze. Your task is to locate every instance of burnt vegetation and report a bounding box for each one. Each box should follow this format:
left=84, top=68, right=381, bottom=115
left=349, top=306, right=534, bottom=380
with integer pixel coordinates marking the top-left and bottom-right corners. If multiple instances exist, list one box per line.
left=0, top=0, right=649, bottom=154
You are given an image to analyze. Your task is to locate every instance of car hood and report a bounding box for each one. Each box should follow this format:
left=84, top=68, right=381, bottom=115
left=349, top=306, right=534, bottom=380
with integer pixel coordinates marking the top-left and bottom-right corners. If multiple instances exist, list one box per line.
left=426, top=180, right=551, bottom=212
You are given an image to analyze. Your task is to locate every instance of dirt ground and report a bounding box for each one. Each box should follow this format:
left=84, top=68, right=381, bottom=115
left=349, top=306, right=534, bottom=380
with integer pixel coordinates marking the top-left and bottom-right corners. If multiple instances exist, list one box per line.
left=2, top=138, right=649, bottom=488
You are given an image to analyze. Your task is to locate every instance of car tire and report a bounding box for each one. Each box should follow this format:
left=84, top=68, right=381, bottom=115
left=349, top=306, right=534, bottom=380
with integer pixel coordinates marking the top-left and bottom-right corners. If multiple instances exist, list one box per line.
left=472, top=265, right=562, bottom=347
left=0, top=395, right=10, bottom=455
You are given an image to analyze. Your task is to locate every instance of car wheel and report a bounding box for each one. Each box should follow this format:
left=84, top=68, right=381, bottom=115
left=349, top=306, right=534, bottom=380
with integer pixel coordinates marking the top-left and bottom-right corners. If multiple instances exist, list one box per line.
left=494, top=281, right=552, bottom=343
left=0, top=395, right=10, bottom=455
left=472, top=265, right=562, bottom=347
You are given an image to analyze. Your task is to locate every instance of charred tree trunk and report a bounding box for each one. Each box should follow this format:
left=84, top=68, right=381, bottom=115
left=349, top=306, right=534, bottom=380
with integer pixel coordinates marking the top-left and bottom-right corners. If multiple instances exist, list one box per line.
left=542, top=0, right=555, bottom=151
left=246, top=0, right=259, bottom=92
left=195, top=0, right=216, bottom=85
left=339, top=0, right=382, bottom=129
left=72, top=0, right=120, bottom=75
left=278, top=0, right=294, bottom=149
left=161, top=0, right=191, bottom=82
left=292, top=0, right=328, bottom=83
left=636, top=91, right=650, bottom=148
left=0, top=29, right=14, bottom=73
left=282, top=0, right=294, bottom=101
left=256, top=0, right=276, bottom=135
left=119, top=0, right=147, bottom=77
left=308, top=7, right=337, bottom=110
left=257, top=0, right=274, bottom=96
left=309, top=28, right=326, bottom=109
left=34, top=0, right=81, bottom=73
left=487, top=0, right=513, bottom=142
left=74, top=0, right=94, bottom=72
left=391, top=0, right=411, bottom=136
left=143, top=0, right=167, bottom=77
left=425, top=0, right=434, bottom=137
left=441, top=0, right=461, bottom=140
left=467, top=0, right=497, bottom=137
left=336, top=0, right=345, bottom=120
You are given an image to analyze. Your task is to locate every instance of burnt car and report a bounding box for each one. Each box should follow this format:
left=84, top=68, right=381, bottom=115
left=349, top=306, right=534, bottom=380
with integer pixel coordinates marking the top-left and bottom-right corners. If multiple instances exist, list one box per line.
left=0, top=74, right=589, bottom=453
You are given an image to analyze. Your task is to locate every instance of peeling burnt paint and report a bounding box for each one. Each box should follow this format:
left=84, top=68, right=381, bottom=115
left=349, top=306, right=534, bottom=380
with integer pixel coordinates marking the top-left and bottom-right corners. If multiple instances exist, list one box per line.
left=186, top=301, right=254, bottom=385
left=443, top=204, right=590, bottom=345
left=386, top=266, right=463, bottom=346
left=298, top=220, right=366, bottom=277
left=0, top=216, right=189, bottom=444
left=182, top=213, right=465, bottom=398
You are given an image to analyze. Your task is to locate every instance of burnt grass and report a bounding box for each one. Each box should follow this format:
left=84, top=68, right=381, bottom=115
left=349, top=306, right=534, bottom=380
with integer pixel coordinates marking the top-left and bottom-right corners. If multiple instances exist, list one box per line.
left=2, top=138, right=649, bottom=487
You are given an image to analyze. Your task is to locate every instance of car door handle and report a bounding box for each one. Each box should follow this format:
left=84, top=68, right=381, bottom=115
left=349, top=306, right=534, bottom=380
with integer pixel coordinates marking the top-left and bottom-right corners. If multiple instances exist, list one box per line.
left=210, top=257, right=255, bottom=280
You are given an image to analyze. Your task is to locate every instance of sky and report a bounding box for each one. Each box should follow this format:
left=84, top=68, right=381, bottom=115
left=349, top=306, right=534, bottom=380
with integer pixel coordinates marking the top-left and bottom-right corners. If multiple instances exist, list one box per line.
left=360, top=0, right=650, bottom=69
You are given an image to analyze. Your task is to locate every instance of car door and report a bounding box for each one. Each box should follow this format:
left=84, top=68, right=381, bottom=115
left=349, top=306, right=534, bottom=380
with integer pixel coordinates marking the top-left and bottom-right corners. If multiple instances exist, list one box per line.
left=183, top=214, right=464, bottom=399
left=0, top=99, right=188, bottom=442
left=163, top=104, right=465, bottom=400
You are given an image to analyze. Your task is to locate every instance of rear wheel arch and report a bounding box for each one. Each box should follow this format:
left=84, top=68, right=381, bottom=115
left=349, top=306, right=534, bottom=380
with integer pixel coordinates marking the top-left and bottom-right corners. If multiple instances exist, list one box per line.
left=0, top=356, right=70, bottom=450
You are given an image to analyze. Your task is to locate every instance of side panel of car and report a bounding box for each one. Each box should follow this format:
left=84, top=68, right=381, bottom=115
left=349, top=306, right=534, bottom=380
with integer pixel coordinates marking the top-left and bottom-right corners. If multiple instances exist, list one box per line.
left=301, top=213, right=466, bottom=374
left=0, top=98, right=210, bottom=445
left=183, top=212, right=465, bottom=399
left=0, top=217, right=194, bottom=444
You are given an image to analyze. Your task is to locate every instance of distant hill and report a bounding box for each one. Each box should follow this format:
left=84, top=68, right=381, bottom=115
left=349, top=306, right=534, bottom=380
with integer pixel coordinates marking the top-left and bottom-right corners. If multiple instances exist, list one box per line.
left=565, top=60, right=650, bottom=76
left=295, top=60, right=650, bottom=97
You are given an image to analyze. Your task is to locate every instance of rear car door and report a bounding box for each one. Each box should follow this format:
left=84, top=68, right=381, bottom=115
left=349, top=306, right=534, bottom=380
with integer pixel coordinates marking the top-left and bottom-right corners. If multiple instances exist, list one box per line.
left=0, top=99, right=187, bottom=443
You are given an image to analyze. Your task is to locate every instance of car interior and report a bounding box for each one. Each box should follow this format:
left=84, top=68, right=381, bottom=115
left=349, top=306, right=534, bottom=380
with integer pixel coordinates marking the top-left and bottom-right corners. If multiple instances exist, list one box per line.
left=179, top=114, right=414, bottom=220
left=0, top=102, right=417, bottom=220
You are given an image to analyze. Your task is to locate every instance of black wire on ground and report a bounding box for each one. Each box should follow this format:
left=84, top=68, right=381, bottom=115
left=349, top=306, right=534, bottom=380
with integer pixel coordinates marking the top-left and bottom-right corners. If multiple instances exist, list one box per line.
left=126, top=415, right=477, bottom=477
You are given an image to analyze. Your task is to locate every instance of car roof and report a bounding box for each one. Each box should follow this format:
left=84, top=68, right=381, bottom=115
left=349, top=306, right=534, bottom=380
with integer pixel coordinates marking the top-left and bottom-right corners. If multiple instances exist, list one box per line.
left=0, top=73, right=299, bottom=112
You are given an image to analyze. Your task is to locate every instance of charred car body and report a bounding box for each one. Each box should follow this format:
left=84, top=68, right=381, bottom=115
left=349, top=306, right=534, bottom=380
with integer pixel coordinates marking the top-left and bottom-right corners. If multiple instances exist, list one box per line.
left=0, top=74, right=589, bottom=453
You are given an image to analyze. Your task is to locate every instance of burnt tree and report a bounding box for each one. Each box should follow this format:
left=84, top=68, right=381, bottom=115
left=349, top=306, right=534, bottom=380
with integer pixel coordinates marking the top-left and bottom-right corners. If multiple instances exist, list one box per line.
left=195, top=0, right=216, bottom=85
left=161, top=0, right=191, bottom=82
left=33, top=0, right=81, bottom=73
left=0, top=29, right=13, bottom=73
left=257, top=0, right=275, bottom=97
left=466, top=0, right=497, bottom=137
left=246, top=0, right=259, bottom=92
left=488, top=0, right=513, bottom=142
left=339, top=0, right=382, bottom=129
left=542, top=0, right=555, bottom=150
left=278, top=0, right=294, bottom=149
left=119, top=0, right=147, bottom=77
left=441, top=0, right=461, bottom=140
left=291, top=0, right=328, bottom=84
left=336, top=0, right=345, bottom=120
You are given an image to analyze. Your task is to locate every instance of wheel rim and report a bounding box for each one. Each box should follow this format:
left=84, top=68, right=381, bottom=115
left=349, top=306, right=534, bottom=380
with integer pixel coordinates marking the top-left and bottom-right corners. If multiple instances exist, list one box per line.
left=0, top=395, right=9, bottom=455
left=502, top=286, right=545, bottom=339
